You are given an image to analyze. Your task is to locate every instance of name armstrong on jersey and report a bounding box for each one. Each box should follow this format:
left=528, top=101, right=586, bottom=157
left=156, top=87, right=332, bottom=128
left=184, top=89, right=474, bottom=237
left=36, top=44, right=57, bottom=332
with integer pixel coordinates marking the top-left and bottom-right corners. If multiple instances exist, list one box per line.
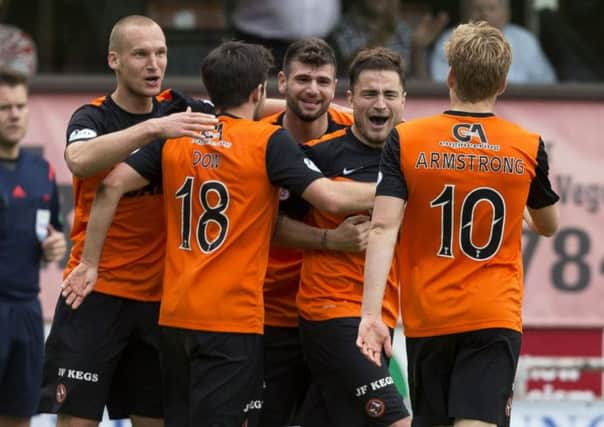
left=415, top=149, right=526, bottom=175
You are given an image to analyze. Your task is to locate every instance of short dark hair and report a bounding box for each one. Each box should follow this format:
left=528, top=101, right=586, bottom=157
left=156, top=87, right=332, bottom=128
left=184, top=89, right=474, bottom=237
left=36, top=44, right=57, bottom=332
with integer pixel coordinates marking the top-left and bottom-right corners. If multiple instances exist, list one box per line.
left=348, top=47, right=406, bottom=90
left=201, top=41, right=274, bottom=110
left=282, top=37, right=337, bottom=76
left=0, top=72, right=28, bottom=87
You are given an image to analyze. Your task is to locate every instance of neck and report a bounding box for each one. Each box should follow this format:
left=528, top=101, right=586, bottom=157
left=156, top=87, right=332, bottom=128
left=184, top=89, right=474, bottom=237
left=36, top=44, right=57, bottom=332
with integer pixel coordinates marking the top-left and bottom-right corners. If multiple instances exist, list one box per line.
left=449, top=89, right=497, bottom=113
left=350, top=125, right=384, bottom=149
left=221, top=103, right=256, bottom=120
left=0, top=143, right=19, bottom=160
left=111, top=88, right=154, bottom=114
left=282, top=112, right=329, bottom=143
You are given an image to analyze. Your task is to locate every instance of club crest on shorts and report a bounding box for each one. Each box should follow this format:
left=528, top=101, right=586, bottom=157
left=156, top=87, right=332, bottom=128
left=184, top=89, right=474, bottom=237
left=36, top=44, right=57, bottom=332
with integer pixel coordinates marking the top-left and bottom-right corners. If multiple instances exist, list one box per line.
left=365, top=398, right=385, bottom=418
left=56, top=383, right=67, bottom=403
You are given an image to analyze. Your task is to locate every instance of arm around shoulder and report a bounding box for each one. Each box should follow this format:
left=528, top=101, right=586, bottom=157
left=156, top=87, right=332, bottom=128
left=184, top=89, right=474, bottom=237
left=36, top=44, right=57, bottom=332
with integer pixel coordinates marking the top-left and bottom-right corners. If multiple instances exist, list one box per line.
left=301, top=178, right=375, bottom=215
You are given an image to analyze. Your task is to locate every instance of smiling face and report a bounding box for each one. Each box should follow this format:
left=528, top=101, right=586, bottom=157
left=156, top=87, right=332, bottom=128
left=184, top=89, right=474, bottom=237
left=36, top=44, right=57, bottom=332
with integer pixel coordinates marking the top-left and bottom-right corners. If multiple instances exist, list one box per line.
left=0, top=82, right=28, bottom=158
left=278, top=60, right=337, bottom=122
left=108, top=21, right=167, bottom=100
left=349, top=69, right=405, bottom=147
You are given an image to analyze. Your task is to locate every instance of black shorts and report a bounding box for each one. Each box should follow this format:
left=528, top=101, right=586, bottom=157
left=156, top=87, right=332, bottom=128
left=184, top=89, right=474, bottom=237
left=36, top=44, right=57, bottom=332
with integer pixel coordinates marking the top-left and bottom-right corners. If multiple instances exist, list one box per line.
left=0, top=299, right=44, bottom=417
left=258, top=325, right=310, bottom=427
left=39, top=292, right=163, bottom=421
left=299, top=317, right=410, bottom=427
left=160, top=326, right=263, bottom=427
left=406, top=328, right=521, bottom=427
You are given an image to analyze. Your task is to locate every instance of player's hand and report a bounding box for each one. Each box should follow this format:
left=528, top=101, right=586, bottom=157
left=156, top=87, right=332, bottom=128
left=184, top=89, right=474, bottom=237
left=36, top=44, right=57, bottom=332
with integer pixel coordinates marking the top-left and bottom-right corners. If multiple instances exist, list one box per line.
left=327, top=215, right=371, bottom=252
left=152, top=106, right=218, bottom=140
left=41, top=225, right=67, bottom=262
left=356, top=314, right=392, bottom=367
left=61, top=262, right=98, bottom=310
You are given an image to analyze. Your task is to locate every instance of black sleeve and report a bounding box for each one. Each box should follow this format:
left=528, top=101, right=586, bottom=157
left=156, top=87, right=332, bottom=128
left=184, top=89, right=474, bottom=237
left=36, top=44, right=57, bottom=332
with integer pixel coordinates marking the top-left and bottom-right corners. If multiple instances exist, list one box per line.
left=376, top=130, right=408, bottom=200
left=65, top=106, right=103, bottom=146
left=165, top=89, right=215, bottom=114
left=49, top=167, right=63, bottom=232
left=527, top=138, right=560, bottom=209
left=125, top=139, right=165, bottom=185
left=265, top=128, right=324, bottom=197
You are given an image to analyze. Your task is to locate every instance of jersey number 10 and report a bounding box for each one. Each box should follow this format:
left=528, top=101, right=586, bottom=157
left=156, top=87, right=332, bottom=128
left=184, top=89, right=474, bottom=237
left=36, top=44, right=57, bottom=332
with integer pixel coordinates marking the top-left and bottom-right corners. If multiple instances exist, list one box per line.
left=430, top=184, right=505, bottom=261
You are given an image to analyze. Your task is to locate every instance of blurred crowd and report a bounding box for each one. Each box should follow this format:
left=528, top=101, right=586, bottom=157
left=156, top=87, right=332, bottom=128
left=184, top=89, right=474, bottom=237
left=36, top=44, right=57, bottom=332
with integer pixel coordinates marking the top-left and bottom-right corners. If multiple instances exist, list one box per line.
left=1, top=0, right=603, bottom=83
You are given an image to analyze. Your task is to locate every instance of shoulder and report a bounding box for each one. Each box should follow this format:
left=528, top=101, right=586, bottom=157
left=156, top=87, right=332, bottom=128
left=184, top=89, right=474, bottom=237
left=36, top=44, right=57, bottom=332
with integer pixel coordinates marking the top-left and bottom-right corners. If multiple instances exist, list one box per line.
left=20, top=150, right=50, bottom=169
left=304, top=128, right=347, bottom=149
left=157, top=88, right=215, bottom=114
left=260, top=111, right=284, bottom=125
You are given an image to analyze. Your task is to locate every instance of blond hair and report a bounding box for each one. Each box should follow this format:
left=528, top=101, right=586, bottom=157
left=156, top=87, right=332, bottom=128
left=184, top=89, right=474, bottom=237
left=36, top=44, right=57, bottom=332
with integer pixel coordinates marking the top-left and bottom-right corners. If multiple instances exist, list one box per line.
left=445, top=21, right=511, bottom=102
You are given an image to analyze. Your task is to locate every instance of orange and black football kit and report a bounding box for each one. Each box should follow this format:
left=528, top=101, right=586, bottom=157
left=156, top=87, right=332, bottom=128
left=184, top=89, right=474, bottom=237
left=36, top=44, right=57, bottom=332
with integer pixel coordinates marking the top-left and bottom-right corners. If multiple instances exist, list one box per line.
left=293, top=128, right=409, bottom=426
left=125, top=113, right=324, bottom=425
left=40, top=90, right=214, bottom=421
left=377, top=111, right=559, bottom=426
left=259, top=108, right=353, bottom=427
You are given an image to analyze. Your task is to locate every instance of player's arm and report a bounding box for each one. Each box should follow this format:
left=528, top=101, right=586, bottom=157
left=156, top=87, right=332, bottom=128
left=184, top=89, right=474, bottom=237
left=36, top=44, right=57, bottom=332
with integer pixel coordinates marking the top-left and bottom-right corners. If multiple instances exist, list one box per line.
left=357, top=196, right=405, bottom=367
left=272, top=213, right=370, bottom=252
left=260, top=98, right=352, bottom=118
left=61, top=163, right=149, bottom=309
left=525, top=138, right=560, bottom=237
left=526, top=204, right=559, bottom=237
left=301, top=179, right=375, bottom=214
left=62, top=140, right=163, bottom=309
left=266, top=128, right=375, bottom=215
left=65, top=107, right=216, bottom=178
left=355, top=129, right=408, bottom=367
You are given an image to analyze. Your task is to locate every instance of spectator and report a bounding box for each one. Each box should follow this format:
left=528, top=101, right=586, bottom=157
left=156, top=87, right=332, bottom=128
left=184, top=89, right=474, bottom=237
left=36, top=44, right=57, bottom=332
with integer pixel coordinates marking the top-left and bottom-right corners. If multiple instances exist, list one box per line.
left=430, top=0, right=557, bottom=83
left=0, top=72, right=66, bottom=427
left=231, top=0, right=341, bottom=68
left=0, top=24, right=37, bottom=78
left=331, top=0, right=448, bottom=79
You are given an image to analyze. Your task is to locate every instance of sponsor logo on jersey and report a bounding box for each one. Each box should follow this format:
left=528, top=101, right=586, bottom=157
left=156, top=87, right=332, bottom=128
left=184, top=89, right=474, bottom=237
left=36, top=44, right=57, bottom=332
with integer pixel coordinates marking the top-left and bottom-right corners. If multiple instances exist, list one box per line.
left=68, top=128, right=97, bottom=142
left=342, top=166, right=364, bottom=176
left=304, top=158, right=321, bottom=173
left=194, top=122, right=232, bottom=148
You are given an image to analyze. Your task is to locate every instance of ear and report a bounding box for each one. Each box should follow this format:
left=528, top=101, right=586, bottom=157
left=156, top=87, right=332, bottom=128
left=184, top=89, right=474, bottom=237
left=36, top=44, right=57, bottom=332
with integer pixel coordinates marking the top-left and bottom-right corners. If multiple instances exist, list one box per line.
left=277, top=71, right=287, bottom=95
left=346, top=89, right=353, bottom=106
left=446, top=67, right=455, bottom=90
left=496, top=79, right=507, bottom=97
left=251, top=83, right=264, bottom=104
left=108, top=51, right=119, bottom=71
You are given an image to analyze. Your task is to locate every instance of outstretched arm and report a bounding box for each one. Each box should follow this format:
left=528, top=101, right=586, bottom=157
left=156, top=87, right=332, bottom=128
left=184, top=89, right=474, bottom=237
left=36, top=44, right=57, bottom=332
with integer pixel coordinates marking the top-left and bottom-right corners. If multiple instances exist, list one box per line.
left=62, top=163, right=150, bottom=308
left=273, top=214, right=370, bottom=252
left=356, top=196, right=405, bottom=367
left=66, top=107, right=216, bottom=178
left=301, top=179, right=376, bottom=215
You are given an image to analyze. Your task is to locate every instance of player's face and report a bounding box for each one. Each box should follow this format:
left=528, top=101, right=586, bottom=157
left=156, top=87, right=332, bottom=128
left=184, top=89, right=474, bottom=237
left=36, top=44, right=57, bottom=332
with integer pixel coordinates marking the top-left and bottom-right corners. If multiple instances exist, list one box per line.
left=111, top=24, right=167, bottom=98
left=280, top=61, right=336, bottom=122
left=349, top=69, right=405, bottom=147
left=0, top=84, right=28, bottom=150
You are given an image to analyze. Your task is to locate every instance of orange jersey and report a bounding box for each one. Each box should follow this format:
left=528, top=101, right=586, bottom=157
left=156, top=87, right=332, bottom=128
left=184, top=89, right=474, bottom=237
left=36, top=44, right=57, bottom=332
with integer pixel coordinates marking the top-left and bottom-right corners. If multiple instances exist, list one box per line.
left=377, top=111, right=559, bottom=337
left=261, top=108, right=354, bottom=327
left=126, top=114, right=323, bottom=333
left=297, top=129, right=399, bottom=327
left=65, top=90, right=213, bottom=301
